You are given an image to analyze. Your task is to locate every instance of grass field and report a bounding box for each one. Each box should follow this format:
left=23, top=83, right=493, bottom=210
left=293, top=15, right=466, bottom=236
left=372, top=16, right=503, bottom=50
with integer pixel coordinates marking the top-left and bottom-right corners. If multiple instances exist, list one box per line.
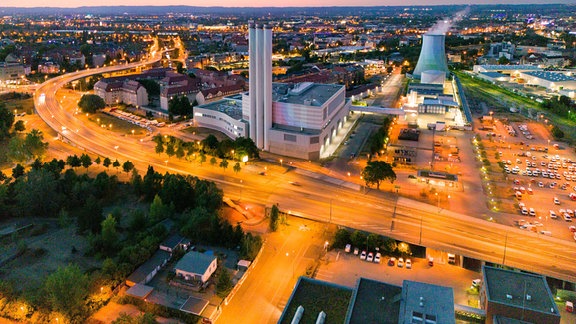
left=87, top=112, right=148, bottom=136
left=3, top=97, right=35, bottom=115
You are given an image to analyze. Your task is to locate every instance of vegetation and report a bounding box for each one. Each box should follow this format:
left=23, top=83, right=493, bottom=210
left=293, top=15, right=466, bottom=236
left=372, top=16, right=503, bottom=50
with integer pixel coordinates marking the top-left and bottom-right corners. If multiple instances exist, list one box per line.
left=269, top=204, right=279, bottom=232
left=78, top=94, right=106, bottom=113
left=168, top=95, right=194, bottom=118
left=361, top=161, right=396, bottom=189
left=153, top=134, right=259, bottom=162
left=367, top=116, right=393, bottom=156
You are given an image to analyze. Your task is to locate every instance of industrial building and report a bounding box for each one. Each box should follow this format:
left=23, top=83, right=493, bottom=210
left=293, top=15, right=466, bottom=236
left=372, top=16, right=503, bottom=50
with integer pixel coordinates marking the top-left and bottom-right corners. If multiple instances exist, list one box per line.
left=413, top=34, right=449, bottom=78
left=519, top=70, right=576, bottom=91
left=194, top=22, right=351, bottom=160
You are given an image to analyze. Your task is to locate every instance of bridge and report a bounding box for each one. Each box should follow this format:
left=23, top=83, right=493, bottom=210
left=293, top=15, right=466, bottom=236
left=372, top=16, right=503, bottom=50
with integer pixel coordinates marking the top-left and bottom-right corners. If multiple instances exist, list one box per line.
left=350, top=105, right=407, bottom=115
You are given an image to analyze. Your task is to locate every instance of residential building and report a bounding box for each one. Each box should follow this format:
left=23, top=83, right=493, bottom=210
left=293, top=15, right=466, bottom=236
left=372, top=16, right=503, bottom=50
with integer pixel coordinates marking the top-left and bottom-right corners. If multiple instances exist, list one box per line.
left=125, top=250, right=171, bottom=287
left=174, top=251, right=218, bottom=284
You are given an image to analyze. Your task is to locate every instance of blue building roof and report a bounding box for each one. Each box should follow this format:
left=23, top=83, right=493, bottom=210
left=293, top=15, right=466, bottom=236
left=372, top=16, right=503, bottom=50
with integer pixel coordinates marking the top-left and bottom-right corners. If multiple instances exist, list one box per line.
left=523, top=71, right=576, bottom=82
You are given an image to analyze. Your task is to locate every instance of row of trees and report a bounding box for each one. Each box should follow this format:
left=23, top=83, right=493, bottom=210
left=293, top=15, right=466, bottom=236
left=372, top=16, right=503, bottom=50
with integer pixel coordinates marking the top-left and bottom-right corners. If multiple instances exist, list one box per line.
left=367, top=116, right=393, bottom=156
left=153, top=134, right=259, bottom=162
left=332, top=228, right=411, bottom=256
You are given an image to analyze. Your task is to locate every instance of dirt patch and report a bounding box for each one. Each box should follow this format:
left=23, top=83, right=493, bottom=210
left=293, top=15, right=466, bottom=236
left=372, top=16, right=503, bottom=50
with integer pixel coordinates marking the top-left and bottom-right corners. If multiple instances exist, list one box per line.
left=0, top=222, right=100, bottom=292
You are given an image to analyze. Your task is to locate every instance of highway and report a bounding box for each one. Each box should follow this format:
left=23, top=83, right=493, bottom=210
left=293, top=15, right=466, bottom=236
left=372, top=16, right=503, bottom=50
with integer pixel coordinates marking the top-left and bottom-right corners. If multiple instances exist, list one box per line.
left=33, top=53, right=576, bottom=285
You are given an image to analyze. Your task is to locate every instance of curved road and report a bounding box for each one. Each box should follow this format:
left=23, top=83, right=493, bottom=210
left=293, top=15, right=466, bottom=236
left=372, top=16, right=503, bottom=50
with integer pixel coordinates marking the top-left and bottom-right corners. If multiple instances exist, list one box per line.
left=34, top=57, right=576, bottom=284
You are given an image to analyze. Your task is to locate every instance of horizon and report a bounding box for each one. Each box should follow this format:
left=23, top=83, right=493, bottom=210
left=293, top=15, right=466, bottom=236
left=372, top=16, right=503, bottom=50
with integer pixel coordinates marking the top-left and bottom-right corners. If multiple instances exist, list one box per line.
left=1, top=0, right=575, bottom=9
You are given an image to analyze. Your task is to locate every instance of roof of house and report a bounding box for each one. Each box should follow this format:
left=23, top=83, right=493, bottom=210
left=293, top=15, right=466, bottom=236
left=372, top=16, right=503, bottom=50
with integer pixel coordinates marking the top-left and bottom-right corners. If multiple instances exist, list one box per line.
left=180, top=296, right=210, bottom=315
left=346, top=277, right=402, bottom=324
left=479, top=72, right=509, bottom=79
left=160, top=234, right=187, bottom=250
left=398, top=280, right=455, bottom=324
left=483, top=265, right=560, bottom=316
left=126, top=250, right=170, bottom=285
left=175, top=251, right=217, bottom=275
left=125, top=284, right=154, bottom=299
left=522, top=71, right=576, bottom=83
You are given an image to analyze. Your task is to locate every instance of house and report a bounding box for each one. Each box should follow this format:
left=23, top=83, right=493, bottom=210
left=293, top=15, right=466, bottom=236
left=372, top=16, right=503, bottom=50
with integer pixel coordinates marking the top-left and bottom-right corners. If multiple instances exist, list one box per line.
left=159, top=234, right=191, bottom=253
left=174, top=251, right=218, bottom=284
left=125, top=250, right=171, bottom=287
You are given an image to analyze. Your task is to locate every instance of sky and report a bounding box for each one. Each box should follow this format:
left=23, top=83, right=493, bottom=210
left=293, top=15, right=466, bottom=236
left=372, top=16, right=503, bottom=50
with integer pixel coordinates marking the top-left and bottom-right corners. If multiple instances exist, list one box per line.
left=1, top=0, right=575, bottom=8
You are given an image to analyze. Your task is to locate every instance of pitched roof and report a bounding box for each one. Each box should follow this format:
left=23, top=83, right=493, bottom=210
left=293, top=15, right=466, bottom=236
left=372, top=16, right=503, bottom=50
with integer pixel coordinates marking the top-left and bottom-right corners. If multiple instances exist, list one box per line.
left=175, top=251, right=216, bottom=275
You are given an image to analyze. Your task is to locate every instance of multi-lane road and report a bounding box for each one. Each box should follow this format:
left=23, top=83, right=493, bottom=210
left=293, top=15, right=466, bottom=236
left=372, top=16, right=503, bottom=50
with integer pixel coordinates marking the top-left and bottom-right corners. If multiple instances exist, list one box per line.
left=33, top=56, right=576, bottom=284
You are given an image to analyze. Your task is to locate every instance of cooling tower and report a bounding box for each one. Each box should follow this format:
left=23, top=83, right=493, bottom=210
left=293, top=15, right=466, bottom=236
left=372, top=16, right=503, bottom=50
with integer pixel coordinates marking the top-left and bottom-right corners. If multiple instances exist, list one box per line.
left=413, top=34, right=449, bottom=78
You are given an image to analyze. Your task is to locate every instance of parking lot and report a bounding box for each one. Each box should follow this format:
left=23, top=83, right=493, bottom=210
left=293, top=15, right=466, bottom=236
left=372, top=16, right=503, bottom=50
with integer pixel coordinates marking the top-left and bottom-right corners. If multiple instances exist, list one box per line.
left=479, top=118, right=576, bottom=241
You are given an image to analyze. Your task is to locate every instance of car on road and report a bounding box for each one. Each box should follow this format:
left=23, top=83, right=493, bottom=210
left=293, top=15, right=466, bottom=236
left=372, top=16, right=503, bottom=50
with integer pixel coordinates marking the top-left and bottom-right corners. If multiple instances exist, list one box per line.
left=538, top=182, right=544, bottom=188
left=550, top=210, right=557, bottom=219
left=388, top=257, right=396, bottom=266
left=529, top=208, right=536, bottom=217
left=564, top=213, right=572, bottom=222
left=554, top=197, right=560, bottom=205
left=360, top=251, right=367, bottom=260
left=367, top=252, right=374, bottom=262
left=405, top=259, right=412, bottom=269
left=374, top=252, right=381, bottom=263
left=397, top=257, right=405, bottom=268
left=345, top=244, right=351, bottom=253
left=521, top=207, right=528, bottom=215
left=289, top=181, right=301, bottom=186
left=569, top=226, right=576, bottom=233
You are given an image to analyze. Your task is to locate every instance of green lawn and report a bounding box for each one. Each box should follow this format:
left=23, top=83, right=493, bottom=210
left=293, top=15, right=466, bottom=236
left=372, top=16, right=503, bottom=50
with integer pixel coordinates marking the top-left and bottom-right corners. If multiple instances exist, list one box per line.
left=3, top=97, right=35, bottom=115
left=87, top=112, right=148, bottom=136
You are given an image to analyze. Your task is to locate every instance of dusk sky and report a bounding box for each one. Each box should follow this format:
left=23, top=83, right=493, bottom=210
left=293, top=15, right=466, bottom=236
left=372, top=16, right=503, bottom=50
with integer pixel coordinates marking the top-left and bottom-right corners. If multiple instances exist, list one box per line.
left=1, top=0, right=575, bottom=8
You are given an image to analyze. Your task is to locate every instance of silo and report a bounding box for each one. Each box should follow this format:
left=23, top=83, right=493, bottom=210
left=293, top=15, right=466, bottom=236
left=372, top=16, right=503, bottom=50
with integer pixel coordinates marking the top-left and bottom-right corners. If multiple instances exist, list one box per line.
left=413, top=33, right=449, bottom=78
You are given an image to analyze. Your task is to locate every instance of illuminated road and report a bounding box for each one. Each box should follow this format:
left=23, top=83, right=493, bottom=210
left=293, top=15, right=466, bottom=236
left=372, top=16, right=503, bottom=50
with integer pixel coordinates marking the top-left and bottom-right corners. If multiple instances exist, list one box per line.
left=33, top=53, right=576, bottom=287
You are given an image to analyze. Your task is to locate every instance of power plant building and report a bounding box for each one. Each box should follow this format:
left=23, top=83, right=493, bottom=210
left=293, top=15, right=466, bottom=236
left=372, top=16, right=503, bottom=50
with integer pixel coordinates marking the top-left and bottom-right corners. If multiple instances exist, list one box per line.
left=193, top=23, right=351, bottom=160
left=413, top=34, right=449, bottom=78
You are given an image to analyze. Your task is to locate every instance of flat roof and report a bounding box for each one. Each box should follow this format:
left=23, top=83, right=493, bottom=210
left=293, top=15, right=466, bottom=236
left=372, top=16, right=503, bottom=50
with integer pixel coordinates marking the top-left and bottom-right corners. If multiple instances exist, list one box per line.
left=196, top=95, right=244, bottom=120
left=422, top=98, right=459, bottom=107
left=346, top=278, right=402, bottom=324
left=279, top=277, right=353, bottom=324
left=272, top=82, right=343, bottom=107
left=483, top=266, right=560, bottom=316
left=180, top=296, right=210, bottom=315
left=522, top=71, right=576, bottom=82
left=125, top=284, right=154, bottom=299
left=479, top=72, right=509, bottom=78
left=175, top=251, right=217, bottom=275
left=479, top=65, right=541, bottom=71
left=399, top=280, right=455, bottom=324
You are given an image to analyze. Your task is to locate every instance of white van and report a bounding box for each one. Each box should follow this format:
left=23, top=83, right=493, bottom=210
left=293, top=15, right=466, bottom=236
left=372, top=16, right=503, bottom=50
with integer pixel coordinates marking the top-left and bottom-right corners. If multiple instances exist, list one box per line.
left=540, top=230, right=552, bottom=236
left=549, top=210, right=557, bottom=219
left=515, top=191, right=522, bottom=199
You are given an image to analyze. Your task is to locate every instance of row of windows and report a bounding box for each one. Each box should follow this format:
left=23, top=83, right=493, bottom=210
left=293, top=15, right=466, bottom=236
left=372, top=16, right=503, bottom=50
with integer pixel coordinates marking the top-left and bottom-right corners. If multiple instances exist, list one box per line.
left=283, top=134, right=320, bottom=144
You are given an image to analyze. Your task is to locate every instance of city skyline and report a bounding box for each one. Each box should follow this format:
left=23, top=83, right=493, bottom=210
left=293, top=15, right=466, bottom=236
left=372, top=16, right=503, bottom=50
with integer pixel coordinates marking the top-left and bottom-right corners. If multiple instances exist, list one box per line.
left=1, top=0, right=575, bottom=8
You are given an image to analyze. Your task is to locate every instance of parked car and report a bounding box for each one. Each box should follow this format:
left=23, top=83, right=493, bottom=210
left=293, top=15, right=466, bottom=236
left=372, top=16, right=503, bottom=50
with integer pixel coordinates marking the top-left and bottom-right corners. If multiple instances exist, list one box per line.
left=554, top=197, right=560, bottom=205
left=374, top=252, right=381, bottom=263
left=366, top=252, right=374, bottom=262
left=360, top=251, right=367, bottom=260
left=388, top=257, right=396, bottom=266
left=345, top=244, right=351, bottom=253
left=397, top=257, right=405, bottom=268
left=550, top=210, right=558, bottom=219
left=353, top=248, right=359, bottom=255
left=405, top=259, right=412, bottom=269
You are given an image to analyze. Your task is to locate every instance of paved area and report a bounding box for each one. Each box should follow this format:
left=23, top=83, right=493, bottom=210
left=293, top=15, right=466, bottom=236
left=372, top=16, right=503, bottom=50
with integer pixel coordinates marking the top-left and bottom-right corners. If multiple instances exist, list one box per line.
left=316, top=250, right=481, bottom=307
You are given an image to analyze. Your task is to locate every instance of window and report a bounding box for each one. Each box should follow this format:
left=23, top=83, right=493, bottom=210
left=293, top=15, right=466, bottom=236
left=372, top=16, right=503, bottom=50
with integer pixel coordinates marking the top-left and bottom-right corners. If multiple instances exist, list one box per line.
left=284, top=134, right=297, bottom=142
left=310, top=137, right=319, bottom=144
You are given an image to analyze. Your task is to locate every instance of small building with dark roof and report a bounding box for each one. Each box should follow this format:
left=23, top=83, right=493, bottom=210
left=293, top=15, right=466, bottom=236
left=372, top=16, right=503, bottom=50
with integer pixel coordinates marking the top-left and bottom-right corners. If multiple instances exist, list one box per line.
left=174, top=251, right=218, bottom=284
left=480, top=265, right=560, bottom=324
left=125, top=250, right=170, bottom=287
left=159, top=234, right=191, bottom=253
left=398, top=280, right=455, bottom=324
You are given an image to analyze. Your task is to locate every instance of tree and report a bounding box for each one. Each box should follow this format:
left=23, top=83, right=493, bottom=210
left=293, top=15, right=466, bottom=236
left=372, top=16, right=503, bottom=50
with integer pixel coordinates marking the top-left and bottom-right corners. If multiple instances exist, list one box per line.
left=350, top=230, right=367, bottom=249
left=101, top=214, right=119, bottom=253
left=333, top=229, right=351, bottom=249
left=24, top=129, right=48, bottom=160
left=240, top=233, right=262, bottom=260
left=233, top=162, right=241, bottom=174
left=551, top=125, right=565, bottom=139
left=13, top=120, right=25, bottom=132
left=198, top=152, right=206, bottom=165
left=80, top=153, right=92, bottom=171
left=66, top=155, right=81, bottom=169
left=112, top=313, right=157, bottom=324
left=122, top=161, right=135, bottom=174
left=498, top=56, right=510, bottom=65
left=202, top=134, right=219, bottom=153
left=112, top=159, right=121, bottom=172
left=210, top=156, right=217, bottom=167
left=149, top=194, right=171, bottom=223
left=0, top=104, right=15, bottom=140
left=43, top=264, right=89, bottom=318
left=269, top=204, right=279, bottom=232
left=175, top=145, right=185, bottom=159
left=94, top=156, right=101, bottom=165
left=12, top=164, right=24, bottom=179
left=13, top=168, right=62, bottom=218
left=78, top=94, right=105, bottom=113
left=366, top=233, right=383, bottom=251
left=165, top=143, right=175, bottom=159
left=216, top=268, right=233, bottom=297
left=103, top=157, right=111, bottom=168
left=361, top=161, right=396, bottom=189
left=219, top=159, right=229, bottom=171
left=155, top=141, right=164, bottom=155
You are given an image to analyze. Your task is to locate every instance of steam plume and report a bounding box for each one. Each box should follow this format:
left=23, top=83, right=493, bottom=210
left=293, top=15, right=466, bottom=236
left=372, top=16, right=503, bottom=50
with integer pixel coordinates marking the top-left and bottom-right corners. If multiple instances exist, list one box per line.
left=428, top=7, right=470, bottom=35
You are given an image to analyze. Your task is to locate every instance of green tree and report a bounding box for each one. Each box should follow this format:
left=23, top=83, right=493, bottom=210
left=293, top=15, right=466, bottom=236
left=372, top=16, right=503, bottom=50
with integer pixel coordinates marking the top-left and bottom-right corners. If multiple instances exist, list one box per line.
left=350, top=230, right=367, bottom=249
left=198, top=152, right=206, bottom=165
left=155, top=141, right=164, bottom=155
left=240, top=233, right=262, bottom=260
left=112, top=313, right=157, bottom=324
left=78, top=94, right=105, bottom=113
left=269, top=204, right=279, bottom=232
left=333, top=229, right=351, bottom=249
left=13, top=120, right=25, bottom=132
left=361, top=161, right=396, bottom=189
left=210, top=156, right=217, bottom=167
left=149, top=194, right=171, bottom=223
left=43, top=264, right=89, bottom=318
left=24, top=129, right=48, bottom=160
left=12, top=164, right=25, bottom=179
left=66, top=155, right=81, bottom=169
left=219, top=159, right=229, bottom=171
left=94, top=156, right=101, bottom=165
left=233, top=162, right=241, bottom=174
left=101, top=214, right=119, bottom=253
left=103, top=157, right=111, bottom=168
left=165, top=143, right=175, bottom=159
left=175, top=145, right=185, bottom=159
left=80, top=153, right=92, bottom=171
left=122, top=161, right=135, bottom=174
left=366, top=233, right=383, bottom=251
left=216, top=268, right=233, bottom=297
left=112, top=159, right=121, bottom=171
left=551, top=125, right=565, bottom=139
left=0, top=104, right=15, bottom=140
left=13, top=168, right=62, bottom=218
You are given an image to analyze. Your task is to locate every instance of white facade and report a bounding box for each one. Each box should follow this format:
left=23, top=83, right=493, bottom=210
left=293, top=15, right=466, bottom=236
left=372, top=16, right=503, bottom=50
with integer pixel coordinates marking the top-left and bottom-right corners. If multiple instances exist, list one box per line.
left=520, top=71, right=576, bottom=91
left=175, top=252, right=218, bottom=284
left=195, top=95, right=248, bottom=139
left=0, top=63, right=25, bottom=82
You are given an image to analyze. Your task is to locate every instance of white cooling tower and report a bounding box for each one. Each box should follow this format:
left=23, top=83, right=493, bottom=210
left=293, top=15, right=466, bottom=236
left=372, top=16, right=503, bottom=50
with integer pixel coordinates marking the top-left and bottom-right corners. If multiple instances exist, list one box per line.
left=413, top=34, right=449, bottom=78
left=421, top=70, right=446, bottom=85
